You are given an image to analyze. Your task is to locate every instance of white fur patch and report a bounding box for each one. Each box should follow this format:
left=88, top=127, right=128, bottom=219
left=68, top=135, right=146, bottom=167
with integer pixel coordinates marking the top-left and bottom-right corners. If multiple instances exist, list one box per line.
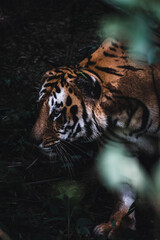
left=119, top=184, right=136, bottom=208
left=90, top=75, right=97, bottom=83
left=122, top=195, right=135, bottom=209
left=39, top=84, right=46, bottom=100
left=48, top=96, right=54, bottom=114
left=48, top=88, right=66, bottom=116
left=56, top=88, right=65, bottom=103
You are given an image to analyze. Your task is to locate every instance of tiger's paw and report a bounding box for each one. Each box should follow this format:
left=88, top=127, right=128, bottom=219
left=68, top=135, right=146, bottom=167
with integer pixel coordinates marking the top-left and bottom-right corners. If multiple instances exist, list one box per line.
left=94, top=212, right=136, bottom=239
left=94, top=222, right=112, bottom=238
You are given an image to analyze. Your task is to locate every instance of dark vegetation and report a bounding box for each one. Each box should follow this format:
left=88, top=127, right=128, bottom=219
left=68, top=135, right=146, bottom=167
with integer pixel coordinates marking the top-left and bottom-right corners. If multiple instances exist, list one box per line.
left=0, top=0, right=158, bottom=239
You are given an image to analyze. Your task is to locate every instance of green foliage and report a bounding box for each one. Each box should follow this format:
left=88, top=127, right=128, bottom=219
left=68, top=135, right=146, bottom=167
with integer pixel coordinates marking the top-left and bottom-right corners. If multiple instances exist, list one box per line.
left=97, top=142, right=152, bottom=194
left=147, top=46, right=160, bottom=64
left=104, top=0, right=160, bottom=19
left=50, top=180, right=91, bottom=239
left=99, top=0, right=160, bottom=63
left=55, top=180, right=84, bottom=203
left=97, top=141, right=160, bottom=203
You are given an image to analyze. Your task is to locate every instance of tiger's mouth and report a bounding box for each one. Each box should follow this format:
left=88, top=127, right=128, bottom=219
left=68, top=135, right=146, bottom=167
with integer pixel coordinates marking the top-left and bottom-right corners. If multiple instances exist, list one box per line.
left=38, top=143, right=58, bottom=157
left=38, top=138, right=98, bottom=164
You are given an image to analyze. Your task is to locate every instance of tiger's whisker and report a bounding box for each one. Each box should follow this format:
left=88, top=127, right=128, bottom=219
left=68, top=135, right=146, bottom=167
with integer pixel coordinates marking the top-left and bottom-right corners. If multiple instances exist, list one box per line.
left=58, top=144, right=73, bottom=177
left=55, top=145, right=68, bottom=172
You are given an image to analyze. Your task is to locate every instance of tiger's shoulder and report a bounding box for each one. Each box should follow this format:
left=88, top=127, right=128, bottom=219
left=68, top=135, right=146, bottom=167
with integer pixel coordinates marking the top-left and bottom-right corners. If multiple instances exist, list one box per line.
left=80, top=38, right=153, bottom=79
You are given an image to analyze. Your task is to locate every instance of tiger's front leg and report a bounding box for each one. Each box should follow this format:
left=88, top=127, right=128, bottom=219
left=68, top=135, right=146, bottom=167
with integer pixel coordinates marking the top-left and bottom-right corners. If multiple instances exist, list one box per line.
left=94, top=183, right=136, bottom=239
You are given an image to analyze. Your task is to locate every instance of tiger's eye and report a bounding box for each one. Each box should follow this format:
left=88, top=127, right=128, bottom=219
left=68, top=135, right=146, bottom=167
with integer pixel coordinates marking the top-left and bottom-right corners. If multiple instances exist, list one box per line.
left=54, top=109, right=60, bottom=116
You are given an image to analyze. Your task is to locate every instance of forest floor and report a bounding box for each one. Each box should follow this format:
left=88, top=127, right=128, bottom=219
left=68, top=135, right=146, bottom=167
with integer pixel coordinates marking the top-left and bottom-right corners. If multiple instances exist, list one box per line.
left=0, top=1, right=158, bottom=239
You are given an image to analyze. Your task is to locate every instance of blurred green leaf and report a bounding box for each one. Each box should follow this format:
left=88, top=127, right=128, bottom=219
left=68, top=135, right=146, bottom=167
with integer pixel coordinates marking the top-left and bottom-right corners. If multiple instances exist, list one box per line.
left=147, top=47, right=160, bottom=64
left=100, top=0, right=160, bottom=64
left=97, top=142, right=152, bottom=194
left=105, top=0, right=138, bottom=8
left=99, top=16, right=150, bottom=58
left=152, top=159, right=160, bottom=199
left=55, top=180, right=84, bottom=203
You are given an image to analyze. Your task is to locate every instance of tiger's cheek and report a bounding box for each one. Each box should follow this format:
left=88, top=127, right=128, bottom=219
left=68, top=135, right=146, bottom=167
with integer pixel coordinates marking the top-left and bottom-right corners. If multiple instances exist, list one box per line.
left=69, top=104, right=87, bottom=140
left=58, top=103, right=82, bottom=141
left=57, top=107, right=73, bottom=140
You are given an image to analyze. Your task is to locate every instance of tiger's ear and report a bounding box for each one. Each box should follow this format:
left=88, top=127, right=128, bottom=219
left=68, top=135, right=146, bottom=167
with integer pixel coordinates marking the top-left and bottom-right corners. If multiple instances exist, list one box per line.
left=76, top=74, right=101, bottom=99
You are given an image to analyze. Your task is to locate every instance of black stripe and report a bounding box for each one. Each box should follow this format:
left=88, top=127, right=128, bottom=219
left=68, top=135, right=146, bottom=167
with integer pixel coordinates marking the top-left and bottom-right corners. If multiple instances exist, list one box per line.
left=126, top=104, right=139, bottom=128
left=103, top=51, right=118, bottom=57
left=82, top=69, right=103, bottom=82
left=107, top=116, right=117, bottom=128
left=66, top=96, right=72, bottom=106
left=118, top=65, right=144, bottom=71
left=44, top=83, right=56, bottom=88
left=121, top=45, right=128, bottom=51
left=80, top=101, right=93, bottom=137
left=40, top=89, right=46, bottom=94
left=105, top=86, right=122, bottom=94
left=68, top=74, right=74, bottom=78
left=63, top=118, right=78, bottom=136
left=72, top=124, right=80, bottom=138
left=92, top=110, right=104, bottom=133
left=151, top=65, right=160, bottom=132
left=59, top=67, right=73, bottom=72
left=53, top=92, right=57, bottom=99
left=105, top=95, right=113, bottom=101
left=56, top=86, right=61, bottom=93
left=95, top=66, right=123, bottom=76
left=62, top=107, right=67, bottom=124
left=120, top=56, right=127, bottom=59
left=61, top=75, right=67, bottom=85
left=81, top=100, right=88, bottom=123
left=85, top=121, right=93, bottom=137
left=70, top=106, right=78, bottom=131
left=110, top=47, right=116, bottom=52
left=112, top=42, right=118, bottom=48
left=47, top=76, right=55, bottom=81
left=54, top=69, right=64, bottom=73
left=47, top=75, right=62, bottom=81
left=87, top=55, right=96, bottom=66
left=67, top=117, right=79, bottom=138
left=88, top=61, right=96, bottom=65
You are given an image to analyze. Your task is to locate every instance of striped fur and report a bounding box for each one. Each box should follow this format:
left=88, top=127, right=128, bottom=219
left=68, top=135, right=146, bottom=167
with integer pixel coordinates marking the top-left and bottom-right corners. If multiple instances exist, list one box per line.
left=32, top=38, right=160, bottom=155
left=32, top=38, right=160, bottom=237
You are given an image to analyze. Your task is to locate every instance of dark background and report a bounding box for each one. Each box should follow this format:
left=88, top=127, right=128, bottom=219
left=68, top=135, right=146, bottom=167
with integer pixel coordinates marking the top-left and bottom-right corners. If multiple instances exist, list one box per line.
left=0, top=0, right=157, bottom=239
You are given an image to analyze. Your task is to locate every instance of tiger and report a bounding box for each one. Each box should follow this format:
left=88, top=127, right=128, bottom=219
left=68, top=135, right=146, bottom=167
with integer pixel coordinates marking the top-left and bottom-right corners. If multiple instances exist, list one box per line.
left=32, top=38, right=160, bottom=238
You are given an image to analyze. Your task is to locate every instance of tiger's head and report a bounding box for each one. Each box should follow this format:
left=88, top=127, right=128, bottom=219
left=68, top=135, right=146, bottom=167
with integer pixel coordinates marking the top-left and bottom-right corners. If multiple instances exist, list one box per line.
left=32, top=66, right=107, bottom=155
